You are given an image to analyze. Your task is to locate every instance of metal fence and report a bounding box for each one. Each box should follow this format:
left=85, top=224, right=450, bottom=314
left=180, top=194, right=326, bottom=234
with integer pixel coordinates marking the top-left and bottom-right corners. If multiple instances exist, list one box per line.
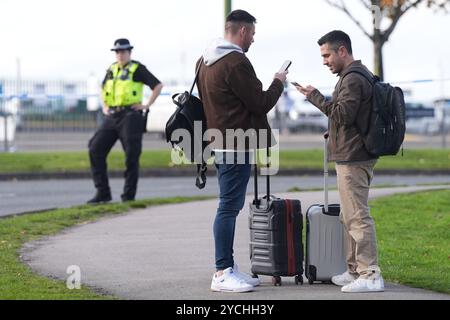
left=0, top=79, right=101, bottom=135
left=1, top=78, right=449, bottom=152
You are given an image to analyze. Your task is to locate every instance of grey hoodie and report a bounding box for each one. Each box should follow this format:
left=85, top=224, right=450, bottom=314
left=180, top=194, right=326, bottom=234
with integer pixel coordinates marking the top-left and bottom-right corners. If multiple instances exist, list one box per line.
left=203, top=38, right=243, bottom=67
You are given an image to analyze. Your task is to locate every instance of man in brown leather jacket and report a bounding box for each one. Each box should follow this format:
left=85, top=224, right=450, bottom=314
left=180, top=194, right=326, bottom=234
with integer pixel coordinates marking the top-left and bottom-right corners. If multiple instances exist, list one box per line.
left=295, top=30, right=384, bottom=293
left=196, top=9, right=287, bottom=293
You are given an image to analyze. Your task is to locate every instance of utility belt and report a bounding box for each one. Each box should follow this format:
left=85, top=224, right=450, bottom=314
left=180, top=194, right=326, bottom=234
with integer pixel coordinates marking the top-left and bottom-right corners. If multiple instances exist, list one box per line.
left=108, top=106, right=137, bottom=116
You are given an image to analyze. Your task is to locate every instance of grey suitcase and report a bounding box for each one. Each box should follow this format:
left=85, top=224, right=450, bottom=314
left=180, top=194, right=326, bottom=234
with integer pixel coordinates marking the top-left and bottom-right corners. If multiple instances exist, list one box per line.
left=305, top=133, right=346, bottom=284
left=249, top=149, right=304, bottom=286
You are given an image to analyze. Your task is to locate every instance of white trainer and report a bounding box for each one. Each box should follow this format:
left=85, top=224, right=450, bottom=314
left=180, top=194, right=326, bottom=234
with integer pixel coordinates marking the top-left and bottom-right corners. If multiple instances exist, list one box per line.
left=233, top=264, right=261, bottom=287
left=210, top=267, right=254, bottom=293
left=341, top=276, right=385, bottom=293
left=331, top=271, right=358, bottom=286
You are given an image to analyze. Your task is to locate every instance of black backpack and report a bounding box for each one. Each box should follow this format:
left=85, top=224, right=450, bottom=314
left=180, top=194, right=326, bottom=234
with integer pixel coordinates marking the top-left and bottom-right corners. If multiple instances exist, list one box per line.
left=344, top=70, right=406, bottom=157
left=165, top=60, right=209, bottom=189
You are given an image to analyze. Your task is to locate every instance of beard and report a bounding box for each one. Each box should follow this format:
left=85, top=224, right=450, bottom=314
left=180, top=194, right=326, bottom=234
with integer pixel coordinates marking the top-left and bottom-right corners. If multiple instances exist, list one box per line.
left=243, top=42, right=252, bottom=53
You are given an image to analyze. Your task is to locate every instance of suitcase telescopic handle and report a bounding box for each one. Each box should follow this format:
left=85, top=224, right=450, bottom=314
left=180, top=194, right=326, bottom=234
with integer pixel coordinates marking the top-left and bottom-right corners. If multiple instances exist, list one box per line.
left=253, top=146, right=271, bottom=209
left=324, top=132, right=329, bottom=212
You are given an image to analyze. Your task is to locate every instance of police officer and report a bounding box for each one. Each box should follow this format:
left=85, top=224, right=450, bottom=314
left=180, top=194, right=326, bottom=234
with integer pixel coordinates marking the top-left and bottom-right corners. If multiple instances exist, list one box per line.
left=87, top=38, right=163, bottom=203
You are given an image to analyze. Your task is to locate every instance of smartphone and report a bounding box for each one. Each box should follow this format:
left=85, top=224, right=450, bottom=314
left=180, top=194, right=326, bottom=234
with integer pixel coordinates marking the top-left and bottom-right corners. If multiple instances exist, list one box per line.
left=279, top=60, right=292, bottom=72
left=291, top=81, right=301, bottom=87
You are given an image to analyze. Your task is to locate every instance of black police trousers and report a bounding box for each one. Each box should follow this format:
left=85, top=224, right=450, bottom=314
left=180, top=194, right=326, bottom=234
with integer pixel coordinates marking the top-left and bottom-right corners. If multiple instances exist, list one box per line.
left=88, top=110, right=145, bottom=200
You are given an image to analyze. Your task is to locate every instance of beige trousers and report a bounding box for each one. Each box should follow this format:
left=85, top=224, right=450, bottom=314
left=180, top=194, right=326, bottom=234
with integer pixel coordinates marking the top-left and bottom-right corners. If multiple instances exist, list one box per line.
left=335, top=159, right=380, bottom=279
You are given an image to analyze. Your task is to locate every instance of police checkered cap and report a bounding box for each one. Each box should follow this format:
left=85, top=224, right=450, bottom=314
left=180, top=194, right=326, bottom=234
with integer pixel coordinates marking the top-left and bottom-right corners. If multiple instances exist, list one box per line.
left=111, top=38, right=134, bottom=51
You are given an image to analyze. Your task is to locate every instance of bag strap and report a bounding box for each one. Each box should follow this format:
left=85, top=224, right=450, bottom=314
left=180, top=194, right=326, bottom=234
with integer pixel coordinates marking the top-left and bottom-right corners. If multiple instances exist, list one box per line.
left=338, top=69, right=377, bottom=138
left=189, top=57, right=203, bottom=97
left=341, top=69, right=377, bottom=86
left=196, top=163, right=207, bottom=189
left=193, top=57, right=206, bottom=189
left=172, top=58, right=203, bottom=107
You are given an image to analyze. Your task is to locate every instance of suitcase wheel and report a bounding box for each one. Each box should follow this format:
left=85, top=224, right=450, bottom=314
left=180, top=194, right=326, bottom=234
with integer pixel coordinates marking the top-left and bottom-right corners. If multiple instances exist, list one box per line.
left=308, top=270, right=315, bottom=285
left=272, top=276, right=282, bottom=286
left=295, top=275, right=303, bottom=285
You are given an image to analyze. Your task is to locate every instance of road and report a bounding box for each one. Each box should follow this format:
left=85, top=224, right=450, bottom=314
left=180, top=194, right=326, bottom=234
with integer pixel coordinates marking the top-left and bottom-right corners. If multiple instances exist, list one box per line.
left=2, top=175, right=450, bottom=217
left=10, top=131, right=450, bottom=152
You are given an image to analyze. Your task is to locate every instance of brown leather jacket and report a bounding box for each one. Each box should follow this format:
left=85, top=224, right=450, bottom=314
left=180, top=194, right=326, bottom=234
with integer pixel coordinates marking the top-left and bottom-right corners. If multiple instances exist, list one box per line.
left=196, top=52, right=284, bottom=150
left=308, top=60, right=378, bottom=162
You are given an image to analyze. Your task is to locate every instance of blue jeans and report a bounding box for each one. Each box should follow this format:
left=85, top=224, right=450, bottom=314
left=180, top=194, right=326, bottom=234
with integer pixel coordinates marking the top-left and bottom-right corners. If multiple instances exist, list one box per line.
left=214, top=152, right=252, bottom=271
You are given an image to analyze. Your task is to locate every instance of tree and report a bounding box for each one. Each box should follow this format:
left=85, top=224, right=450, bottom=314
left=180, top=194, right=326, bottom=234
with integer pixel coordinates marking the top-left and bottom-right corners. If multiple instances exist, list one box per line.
left=324, top=0, right=450, bottom=80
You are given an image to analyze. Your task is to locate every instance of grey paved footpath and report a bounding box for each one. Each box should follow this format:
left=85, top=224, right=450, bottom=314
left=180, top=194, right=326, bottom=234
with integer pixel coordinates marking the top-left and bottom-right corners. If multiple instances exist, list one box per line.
left=21, top=186, right=450, bottom=300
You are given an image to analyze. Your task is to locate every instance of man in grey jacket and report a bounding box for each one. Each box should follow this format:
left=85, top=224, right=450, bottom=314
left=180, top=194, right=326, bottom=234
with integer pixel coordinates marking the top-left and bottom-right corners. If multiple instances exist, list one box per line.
left=295, top=30, right=384, bottom=293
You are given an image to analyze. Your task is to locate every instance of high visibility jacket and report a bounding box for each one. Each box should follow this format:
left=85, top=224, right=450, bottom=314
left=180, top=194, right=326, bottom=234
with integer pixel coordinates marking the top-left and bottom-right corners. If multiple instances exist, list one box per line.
left=102, top=62, right=143, bottom=107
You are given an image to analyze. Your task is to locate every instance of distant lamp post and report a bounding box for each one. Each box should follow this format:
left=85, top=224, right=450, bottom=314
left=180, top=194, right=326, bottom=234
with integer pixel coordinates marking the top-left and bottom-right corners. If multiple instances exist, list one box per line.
left=225, top=0, right=232, bottom=21
left=442, top=105, right=447, bottom=149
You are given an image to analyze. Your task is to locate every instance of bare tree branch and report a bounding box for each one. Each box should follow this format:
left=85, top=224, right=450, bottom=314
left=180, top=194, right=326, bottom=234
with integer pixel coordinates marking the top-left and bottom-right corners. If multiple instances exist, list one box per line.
left=323, top=0, right=345, bottom=10
left=359, top=0, right=372, bottom=10
left=382, top=9, right=403, bottom=41
left=403, top=0, right=424, bottom=13
left=383, top=0, right=425, bottom=41
left=325, top=0, right=450, bottom=79
left=323, top=0, right=373, bottom=39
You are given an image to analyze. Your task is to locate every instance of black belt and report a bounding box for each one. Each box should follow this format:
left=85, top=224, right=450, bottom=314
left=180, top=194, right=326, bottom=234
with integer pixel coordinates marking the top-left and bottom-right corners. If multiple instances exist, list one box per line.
left=108, top=106, right=133, bottom=115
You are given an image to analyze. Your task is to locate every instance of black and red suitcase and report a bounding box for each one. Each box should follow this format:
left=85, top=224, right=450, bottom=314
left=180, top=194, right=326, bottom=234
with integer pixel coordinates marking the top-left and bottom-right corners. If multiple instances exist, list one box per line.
left=249, top=156, right=304, bottom=286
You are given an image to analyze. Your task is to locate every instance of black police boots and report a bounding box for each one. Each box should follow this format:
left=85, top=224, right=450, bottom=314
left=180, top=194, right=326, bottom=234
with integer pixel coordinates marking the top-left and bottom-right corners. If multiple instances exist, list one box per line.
left=87, top=192, right=112, bottom=204
left=121, top=195, right=135, bottom=202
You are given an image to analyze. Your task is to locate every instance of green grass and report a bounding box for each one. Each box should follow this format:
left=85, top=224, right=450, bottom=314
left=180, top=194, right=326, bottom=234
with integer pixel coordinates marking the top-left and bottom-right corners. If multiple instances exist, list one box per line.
left=0, top=150, right=173, bottom=173
left=287, top=184, right=412, bottom=193
left=279, top=148, right=450, bottom=170
left=1, top=149, right=450, bottom=174
left=0, top=196, right=211, bottom=300
left=287, top=187, right=323, bottom=192
left=371, top=189, right=450, bottom=294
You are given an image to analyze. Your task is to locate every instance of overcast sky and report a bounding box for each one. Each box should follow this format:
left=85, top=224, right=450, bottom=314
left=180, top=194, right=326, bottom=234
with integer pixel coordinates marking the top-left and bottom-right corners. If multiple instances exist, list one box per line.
left=1, top=0, right=449, bottom=101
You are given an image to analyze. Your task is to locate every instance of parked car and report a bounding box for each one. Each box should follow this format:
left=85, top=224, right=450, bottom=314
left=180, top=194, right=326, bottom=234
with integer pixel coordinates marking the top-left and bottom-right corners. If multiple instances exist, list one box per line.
left=406, top=99, right=450, bottom=135
left=405, top=102, right=440, bottom=135
left=433, top=98, right=450, bottom=134
left=145, top=91, right=177, bottom=137
left=284, top=97, right=328, bottom=133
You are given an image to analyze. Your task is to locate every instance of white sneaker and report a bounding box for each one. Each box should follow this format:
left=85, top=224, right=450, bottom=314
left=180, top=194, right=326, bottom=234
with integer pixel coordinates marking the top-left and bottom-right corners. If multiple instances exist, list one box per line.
left=210, top=267, right=254, bottom=293
left=341, top=276, right=385, bottom=293
left=331, top=271, right=358, bottom=286
left=233, top=264, right=261, bottom=286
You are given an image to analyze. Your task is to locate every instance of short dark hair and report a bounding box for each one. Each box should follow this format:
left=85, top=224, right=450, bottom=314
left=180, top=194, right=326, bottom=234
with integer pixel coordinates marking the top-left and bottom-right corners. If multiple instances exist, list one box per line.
left=318, top=30, right=353, bottom=55
left=226, top=9, right=257, bottom=24
left=225, top=10, right=256, bottom=34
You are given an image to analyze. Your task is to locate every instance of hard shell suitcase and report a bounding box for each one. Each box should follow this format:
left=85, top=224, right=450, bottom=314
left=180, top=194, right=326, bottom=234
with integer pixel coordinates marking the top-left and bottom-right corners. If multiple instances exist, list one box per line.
left=249, top=150, right=304, bottom=286
left=305, top=133, right=346, bottom=284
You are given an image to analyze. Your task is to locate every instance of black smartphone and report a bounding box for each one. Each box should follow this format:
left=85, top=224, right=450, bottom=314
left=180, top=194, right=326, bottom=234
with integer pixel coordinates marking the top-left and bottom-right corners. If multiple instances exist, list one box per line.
left=291, top=81, right=301, bottom=87
left=279, top=60, right=292, bottom=72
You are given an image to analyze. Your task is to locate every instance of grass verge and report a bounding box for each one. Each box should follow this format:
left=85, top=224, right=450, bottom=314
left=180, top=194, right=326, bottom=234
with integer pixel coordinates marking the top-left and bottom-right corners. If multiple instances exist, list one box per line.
left=371, top=189, right=450, bottom=294
left=1, top=149, right=450, bottom=174
left=279, top=148, right=450, bottom=170
left=0, top=196, right=211, bottom=300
